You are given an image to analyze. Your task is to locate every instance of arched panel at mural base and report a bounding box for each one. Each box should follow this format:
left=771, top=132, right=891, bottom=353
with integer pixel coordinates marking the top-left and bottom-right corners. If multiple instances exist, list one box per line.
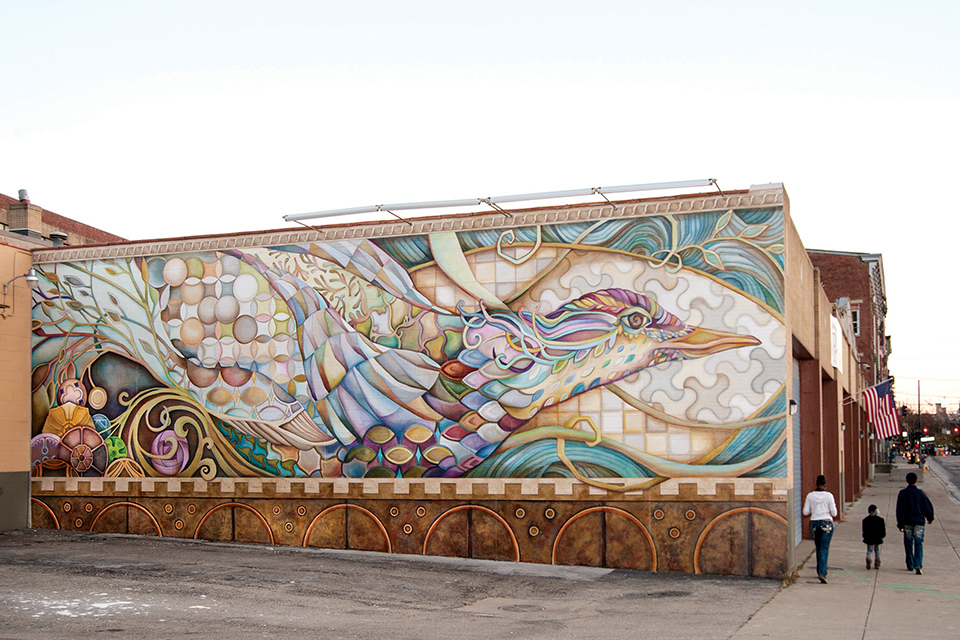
left=195, top=503, right=274, bottom=545
left=694, top=507, right=787, bottom=577
left=303, top=504, right=391, bottom=553
left=30, top=498, right=60, bottom=530
left=423, top=505, right=519, bottom=562
left=89, top=502, right=163, bottom=537
left=552, top=506, right=657, bottom=571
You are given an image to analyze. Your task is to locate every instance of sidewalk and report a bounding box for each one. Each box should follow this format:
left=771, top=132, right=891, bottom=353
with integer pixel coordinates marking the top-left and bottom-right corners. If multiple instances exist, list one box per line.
left=734, top=460, right=960, bottom=639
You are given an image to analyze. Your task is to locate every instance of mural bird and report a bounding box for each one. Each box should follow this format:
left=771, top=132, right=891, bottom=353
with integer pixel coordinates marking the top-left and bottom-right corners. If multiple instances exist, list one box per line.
left=36, top=238, right=760, bottom=479
left=208, top=241, right=761, bottom=478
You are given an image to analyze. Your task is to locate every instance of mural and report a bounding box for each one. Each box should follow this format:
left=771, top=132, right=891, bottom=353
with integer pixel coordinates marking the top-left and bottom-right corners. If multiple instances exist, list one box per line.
left=30, top=208, right=786, bottom=490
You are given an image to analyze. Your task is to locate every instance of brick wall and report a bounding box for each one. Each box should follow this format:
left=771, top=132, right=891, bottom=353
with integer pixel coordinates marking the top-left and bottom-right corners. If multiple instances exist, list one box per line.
left=807, top=252, right=882, bottom=376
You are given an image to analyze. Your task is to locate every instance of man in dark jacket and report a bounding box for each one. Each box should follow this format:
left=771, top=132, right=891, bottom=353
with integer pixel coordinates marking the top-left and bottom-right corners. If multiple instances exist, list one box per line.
left=896, top=472, right=935, bottom=574
left=862, top=504, right=885, bottom=569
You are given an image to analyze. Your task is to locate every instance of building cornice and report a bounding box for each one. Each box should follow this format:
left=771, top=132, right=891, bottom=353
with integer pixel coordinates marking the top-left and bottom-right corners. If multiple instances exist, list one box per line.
left=31, top=188, right=783, bottom=264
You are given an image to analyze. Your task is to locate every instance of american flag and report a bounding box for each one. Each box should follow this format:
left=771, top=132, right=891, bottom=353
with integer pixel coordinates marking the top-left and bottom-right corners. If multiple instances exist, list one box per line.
left=863, top=379, right=900, bottom=439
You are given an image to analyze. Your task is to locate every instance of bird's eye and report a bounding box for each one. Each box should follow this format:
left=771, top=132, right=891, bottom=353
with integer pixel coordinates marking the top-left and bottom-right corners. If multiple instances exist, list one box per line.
left=622, top=312, right=648, bottom=330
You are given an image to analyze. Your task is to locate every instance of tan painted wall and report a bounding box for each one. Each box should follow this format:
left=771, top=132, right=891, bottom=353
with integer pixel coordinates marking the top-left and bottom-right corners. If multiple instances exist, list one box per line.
left=0, top=243, right=33, bottom=475
left=781, top=187, right=872, bottom=539
left=816, top=285, right=833, bottom=373
left=783, top=199, right=818, bottom=358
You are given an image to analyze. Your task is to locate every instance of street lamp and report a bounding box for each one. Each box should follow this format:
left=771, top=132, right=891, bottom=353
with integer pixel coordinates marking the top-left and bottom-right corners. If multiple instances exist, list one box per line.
left=0, top=268, right=40, bottom=316
left=2, top=268, right=39, bottom=294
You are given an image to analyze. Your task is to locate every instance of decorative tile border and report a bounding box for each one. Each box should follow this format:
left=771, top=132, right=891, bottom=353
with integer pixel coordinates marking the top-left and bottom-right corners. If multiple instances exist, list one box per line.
left=33, top=476, right=789, bottom=501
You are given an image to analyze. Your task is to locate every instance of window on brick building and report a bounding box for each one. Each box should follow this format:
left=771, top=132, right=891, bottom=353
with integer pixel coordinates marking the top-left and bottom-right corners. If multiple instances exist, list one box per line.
left=851, top=305, right=860, bottom=336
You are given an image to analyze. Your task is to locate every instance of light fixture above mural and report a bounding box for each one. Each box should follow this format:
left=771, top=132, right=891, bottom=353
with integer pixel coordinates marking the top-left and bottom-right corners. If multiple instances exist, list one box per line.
left=283, top=179, right=722, bottom=225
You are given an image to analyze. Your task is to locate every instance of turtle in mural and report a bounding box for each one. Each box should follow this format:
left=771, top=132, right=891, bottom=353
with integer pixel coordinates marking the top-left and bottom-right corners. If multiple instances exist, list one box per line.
left=31, top=235, right=763, bottom=479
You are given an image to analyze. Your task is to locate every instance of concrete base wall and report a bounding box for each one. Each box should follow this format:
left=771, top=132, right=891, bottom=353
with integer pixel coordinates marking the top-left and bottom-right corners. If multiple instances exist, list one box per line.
left=31, top=477, right=789, bottom=578
left=0, top=471, right=30, bottom=531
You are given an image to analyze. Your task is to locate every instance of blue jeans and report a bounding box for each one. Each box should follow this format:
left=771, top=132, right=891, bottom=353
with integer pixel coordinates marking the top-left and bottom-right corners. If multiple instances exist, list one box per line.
left=902, top=524, right=925, bottom=570
left=810, top=520, right=834, bottom=578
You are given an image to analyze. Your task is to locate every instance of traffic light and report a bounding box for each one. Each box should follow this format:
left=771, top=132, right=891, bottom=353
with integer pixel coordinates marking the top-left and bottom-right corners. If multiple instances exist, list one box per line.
left=922, top=427, right=929, bottom=434
left=953, top=427, right=959, bottom=434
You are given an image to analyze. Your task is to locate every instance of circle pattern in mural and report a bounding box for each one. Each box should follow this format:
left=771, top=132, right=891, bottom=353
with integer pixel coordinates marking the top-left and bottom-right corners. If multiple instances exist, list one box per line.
left=402, top=523, right=413, bottom=535
left=57, top=426, right=108, bottom=476
left=87, top=387, right=108, bottom=410
left=544, top=508, right=556, bottom=520
left=685, top=510, right=697, bottom=521
left=149, top=430, right=189, bottom=476
left=529, top=526, right=540, bottom=537
left=155, top=254, right=298, bottom=389
left=653, top=509, right=665, bottom=520
left=515, top=508, right=526, bottom=519
left=30, top=434, right=61, bottom=469
left=669, top=527, right=681, bottom=539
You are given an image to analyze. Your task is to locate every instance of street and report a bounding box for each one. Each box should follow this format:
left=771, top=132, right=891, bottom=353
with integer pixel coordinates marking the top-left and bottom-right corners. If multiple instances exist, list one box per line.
left=931, top=454, right=960, bottom=493
left=930, top=455, right=960, bottom=506
left=4, top=462, right=957, bottom=640
left=0, top=529, right=779, bottom=640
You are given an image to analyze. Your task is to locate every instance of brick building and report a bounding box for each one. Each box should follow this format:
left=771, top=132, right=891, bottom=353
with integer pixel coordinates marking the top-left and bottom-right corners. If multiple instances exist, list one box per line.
left=806, top=250, right=889, bottom=387
left=1, top=190, right=125, bottom=247
left=807, top=249, right=891, bottom=473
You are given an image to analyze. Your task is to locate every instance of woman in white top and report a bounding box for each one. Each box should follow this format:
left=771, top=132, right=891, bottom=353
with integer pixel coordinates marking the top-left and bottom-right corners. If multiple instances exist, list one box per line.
left=802, top=474, right=838, bottom=583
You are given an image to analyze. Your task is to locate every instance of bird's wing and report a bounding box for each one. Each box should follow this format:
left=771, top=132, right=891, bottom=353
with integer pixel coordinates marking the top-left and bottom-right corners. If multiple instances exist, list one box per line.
left=254, top=239, right=447, bottom=317
left=224, top=247, right=472, bottom=464
left=297, top=301, right=444, bottom=442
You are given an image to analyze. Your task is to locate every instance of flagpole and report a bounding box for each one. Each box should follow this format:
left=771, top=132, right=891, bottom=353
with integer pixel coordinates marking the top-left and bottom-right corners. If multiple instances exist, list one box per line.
left=843, top=378, right=894, bottom=405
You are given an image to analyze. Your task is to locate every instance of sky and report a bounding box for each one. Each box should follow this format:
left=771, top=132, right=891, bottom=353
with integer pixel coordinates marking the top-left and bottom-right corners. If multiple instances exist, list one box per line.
left=2, top=1, right=959, bottom=410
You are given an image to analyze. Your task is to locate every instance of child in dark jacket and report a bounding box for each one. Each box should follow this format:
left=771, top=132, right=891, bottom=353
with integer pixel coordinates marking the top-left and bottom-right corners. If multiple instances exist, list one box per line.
left=862, top=504, right=886, bottom=569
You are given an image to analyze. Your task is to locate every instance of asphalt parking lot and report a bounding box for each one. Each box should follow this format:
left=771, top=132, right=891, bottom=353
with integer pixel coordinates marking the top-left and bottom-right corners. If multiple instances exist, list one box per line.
left=0, top=528, right=780, bottom=640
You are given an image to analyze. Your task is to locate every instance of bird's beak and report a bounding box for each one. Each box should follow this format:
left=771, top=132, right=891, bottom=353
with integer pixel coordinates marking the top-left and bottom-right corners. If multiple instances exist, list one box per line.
left=665, top=326, right=761, bottom=357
